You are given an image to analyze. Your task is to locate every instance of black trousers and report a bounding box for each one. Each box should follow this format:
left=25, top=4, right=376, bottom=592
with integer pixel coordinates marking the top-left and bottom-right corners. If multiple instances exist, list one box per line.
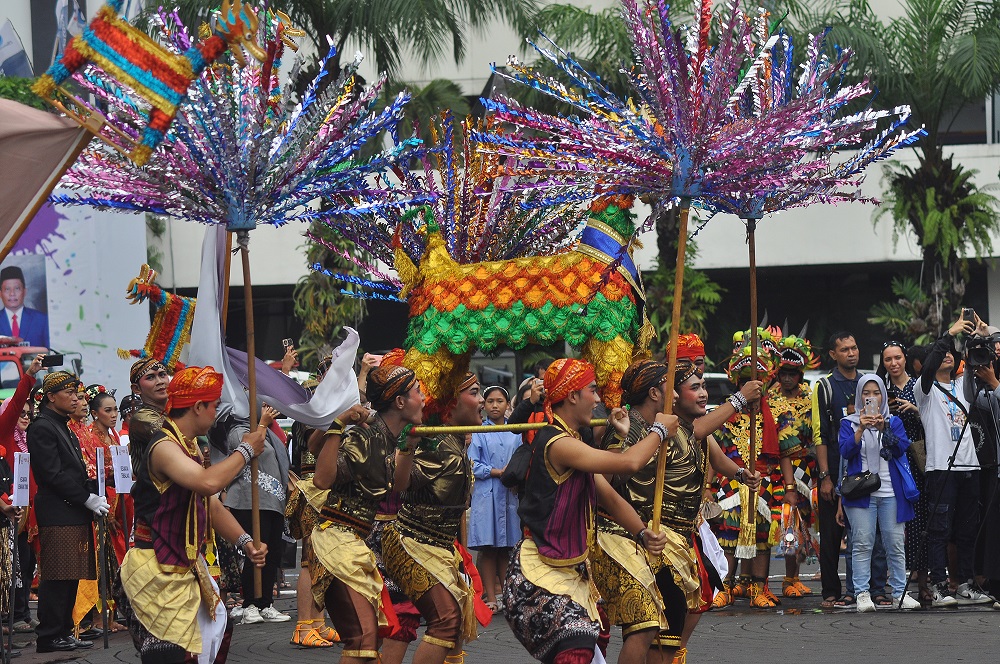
left=926, top=470, right=980, bottom=585
left=230, top=509, right=284, bottom=609
left=13, top=532, right=34, bottom=623
left=818, top=493, right=845, bottom=599
left=36, top=579, right=78, bottom=643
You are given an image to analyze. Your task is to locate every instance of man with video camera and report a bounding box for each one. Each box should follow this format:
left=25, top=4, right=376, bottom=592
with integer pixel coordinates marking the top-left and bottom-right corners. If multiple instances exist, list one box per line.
left=915, top=311, right=993, bottom=607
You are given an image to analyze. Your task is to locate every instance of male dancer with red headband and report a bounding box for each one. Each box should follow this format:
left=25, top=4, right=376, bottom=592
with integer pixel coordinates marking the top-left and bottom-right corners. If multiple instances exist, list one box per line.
left=504, top=358, right=675, bottom=664
left=120, top=366, right=269, bottom=663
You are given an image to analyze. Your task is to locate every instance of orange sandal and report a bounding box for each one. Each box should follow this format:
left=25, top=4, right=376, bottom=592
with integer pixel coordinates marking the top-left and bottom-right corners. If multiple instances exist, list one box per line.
left=290, top=621, right=333, bottom=648
left=783, top=576, right=804, bottom=598
left=671, top=647, right=688, bottom=664
left=713, top=581, right=734, bottom=609
left=749, top=582, right=775, bottom=608
left=792, top=577, right=813, bottom=596
left=762, top=583, right=781, bottom=606
left=314, top=623, right=340, bottom=643
left=731, top=576, right=749, bottom=599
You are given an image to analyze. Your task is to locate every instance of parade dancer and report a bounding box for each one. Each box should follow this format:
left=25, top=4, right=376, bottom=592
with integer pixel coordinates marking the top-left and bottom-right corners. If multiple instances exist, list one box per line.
left=310, top=365, right=422, bottom=664
left=120, top=366, right=268, bottom=663
left=503, top=358, right=674, bottom=664
left=382, top=373, right=482, bottom=664
left=711, top=338, right=798, bottom=609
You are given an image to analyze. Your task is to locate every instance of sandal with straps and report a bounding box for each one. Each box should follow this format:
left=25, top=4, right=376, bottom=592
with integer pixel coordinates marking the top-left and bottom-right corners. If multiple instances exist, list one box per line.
left=783, top=577, right=805, bottom=598
left=315, top=623, right=340, bottom=643
left=290, top=622, right=334, bottom=648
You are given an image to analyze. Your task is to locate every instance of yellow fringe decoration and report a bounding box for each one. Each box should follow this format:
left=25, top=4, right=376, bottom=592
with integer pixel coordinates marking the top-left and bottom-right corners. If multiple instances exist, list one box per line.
left=735, top=483, right=756, bottom=560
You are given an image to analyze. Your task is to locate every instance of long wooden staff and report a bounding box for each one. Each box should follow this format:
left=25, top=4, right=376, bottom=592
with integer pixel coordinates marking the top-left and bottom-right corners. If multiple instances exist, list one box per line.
left=746, top=217, right=760, bottom=476
left=97, top=515, right=109, bottom=649
left=409, top=419, right=609, bottom=436
left=651, top=201, right=690, bottom=533
left=236, top=230, right=262, bottom=598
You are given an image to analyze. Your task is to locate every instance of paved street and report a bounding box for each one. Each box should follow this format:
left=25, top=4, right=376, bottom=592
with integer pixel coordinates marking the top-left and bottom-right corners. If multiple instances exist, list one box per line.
left=12, top=563, right=1000, bottom=664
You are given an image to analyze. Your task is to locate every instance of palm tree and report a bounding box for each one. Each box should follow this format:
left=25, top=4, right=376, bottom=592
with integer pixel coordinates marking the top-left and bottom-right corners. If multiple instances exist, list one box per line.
left=160, top=0, right=537, bottom=78
left=829, top=0, right=1000, bottom=334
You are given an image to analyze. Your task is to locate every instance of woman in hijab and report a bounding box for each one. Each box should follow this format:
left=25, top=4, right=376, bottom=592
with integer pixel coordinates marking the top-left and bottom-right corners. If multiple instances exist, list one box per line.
left=839, top=374, right=920, bottom=612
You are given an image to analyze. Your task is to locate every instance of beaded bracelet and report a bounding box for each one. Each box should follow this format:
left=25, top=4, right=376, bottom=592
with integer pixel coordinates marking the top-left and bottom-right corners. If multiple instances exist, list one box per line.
left=728, top=392, right=749, bottom=413
left=649, top=422, right=668, bottom=442
left=233, top=442, right=253, bottom=465
left=236, top=533, right=253, bottom=550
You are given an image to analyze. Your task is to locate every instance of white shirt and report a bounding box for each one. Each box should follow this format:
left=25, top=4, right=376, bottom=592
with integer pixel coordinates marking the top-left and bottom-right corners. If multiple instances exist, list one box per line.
left=4, top=307, right=23, bottom=330
left=914, top=375, right=980, bottom=472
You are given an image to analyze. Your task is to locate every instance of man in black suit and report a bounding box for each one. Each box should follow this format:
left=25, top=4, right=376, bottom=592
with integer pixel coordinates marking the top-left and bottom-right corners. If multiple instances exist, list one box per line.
left=28, top=371, right=110, bottom=653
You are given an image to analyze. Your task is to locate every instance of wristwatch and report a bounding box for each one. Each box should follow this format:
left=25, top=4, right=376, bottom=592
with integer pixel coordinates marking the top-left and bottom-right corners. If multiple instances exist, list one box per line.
left=817, top=471, right=830, bottom=480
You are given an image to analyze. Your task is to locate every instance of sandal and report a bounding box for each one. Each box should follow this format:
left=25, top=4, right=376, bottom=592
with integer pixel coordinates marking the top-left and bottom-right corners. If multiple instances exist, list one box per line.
left=290, top=621, right=334, bottom=648
left=315, top=623, right=341, bottom=643
left=782, top=577, right=804, bottom=598
left=485, top=601, right=498, bottom=614
left=792, top=578, right=813, bottom=596
left=874, top=594, right=893, bottom=607
left=833, top=595, right=856, bottom=607
left=820, top=596, right=837, bottom=608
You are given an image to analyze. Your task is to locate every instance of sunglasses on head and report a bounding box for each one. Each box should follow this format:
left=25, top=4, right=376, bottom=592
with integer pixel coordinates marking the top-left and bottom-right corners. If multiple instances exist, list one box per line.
left=882, top=341, right=906, bottom=351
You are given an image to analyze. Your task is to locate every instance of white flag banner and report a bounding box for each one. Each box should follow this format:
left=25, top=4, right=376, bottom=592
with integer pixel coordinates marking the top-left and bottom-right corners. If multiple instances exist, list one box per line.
left=110, top=446, right=133, bottom=494
left=97, top=446, right=106, bottom=497
left=0, top=20, right=32, bottom=78
left=12, top=453, right=29, bottom=507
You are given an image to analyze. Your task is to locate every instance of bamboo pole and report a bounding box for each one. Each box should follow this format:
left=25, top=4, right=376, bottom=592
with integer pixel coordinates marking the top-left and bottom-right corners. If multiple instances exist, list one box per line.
left=408, top=419, right=609, bottom=437
left=746, top=217, right=759, bottom=477
left=651, top=202, right=690, bottom=534
left=98, top=516, right=109, bottom=649
left=236, top=230, right=262, bottom=598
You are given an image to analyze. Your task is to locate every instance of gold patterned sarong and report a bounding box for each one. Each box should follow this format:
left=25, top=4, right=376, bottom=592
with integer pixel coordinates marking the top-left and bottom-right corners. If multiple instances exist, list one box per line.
left=120, top=548, right=219, bottom=654
left=382, top=523, right=477, bottom=646
left=592, top=531, right=667, bottom=635
left=519, top=538, right=600, bottom=622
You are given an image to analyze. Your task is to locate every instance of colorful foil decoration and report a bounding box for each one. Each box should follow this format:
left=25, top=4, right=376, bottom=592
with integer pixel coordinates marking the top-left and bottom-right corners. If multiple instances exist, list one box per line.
left=117, top=264, right=194, bottom=370
left=473, top=0, right=924, bottom=226
left=53, top=7, right=423, bottom=231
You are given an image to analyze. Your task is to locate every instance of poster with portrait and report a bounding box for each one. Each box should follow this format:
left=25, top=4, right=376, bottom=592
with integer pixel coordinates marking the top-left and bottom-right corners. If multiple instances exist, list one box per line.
left=0, top=253, right=49, bottom=349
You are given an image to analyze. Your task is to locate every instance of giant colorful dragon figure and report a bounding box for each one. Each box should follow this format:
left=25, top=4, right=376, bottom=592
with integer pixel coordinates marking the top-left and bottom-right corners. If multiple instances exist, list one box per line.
left=318, top=117, right=653, bottom=419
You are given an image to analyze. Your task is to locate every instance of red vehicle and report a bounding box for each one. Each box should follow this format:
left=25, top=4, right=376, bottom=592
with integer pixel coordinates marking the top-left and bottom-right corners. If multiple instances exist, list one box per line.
left=0, top=342, right=84, bottom=399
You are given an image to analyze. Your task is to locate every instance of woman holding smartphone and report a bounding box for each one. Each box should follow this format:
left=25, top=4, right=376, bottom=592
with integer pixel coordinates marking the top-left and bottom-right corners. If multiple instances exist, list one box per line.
left=839, top=374, right=920, bottom=612
left=877, top=342, right=930, bottom=603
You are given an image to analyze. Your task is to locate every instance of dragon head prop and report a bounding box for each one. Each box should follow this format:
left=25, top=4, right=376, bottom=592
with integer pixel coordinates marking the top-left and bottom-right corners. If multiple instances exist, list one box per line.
left=777, top=335, right=819, bottom=372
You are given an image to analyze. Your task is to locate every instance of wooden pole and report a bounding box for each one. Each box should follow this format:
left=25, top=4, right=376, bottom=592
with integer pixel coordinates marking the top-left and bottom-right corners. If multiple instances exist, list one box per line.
left=98, top=516, right=109, bottom=649
left=747, top=218, right=759, bottom=476
left=237, top=230, right=262, bottom=598
left=409, top=419, right=608, bottom=437
left=651, top=202, right=690, bottom=533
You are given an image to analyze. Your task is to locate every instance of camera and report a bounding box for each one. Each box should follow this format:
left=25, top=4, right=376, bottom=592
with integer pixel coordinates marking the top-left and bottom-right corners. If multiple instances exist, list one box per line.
left=965, top=335, right=998, bottom=368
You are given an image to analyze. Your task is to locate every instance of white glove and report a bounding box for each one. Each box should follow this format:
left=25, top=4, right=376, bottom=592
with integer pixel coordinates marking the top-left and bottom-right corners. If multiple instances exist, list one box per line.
left=85, top=494, right=110, bottom=517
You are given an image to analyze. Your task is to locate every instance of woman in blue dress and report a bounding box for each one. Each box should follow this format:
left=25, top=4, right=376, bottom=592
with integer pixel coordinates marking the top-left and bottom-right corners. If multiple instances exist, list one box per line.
left=467, top=386, right=521, bottom=612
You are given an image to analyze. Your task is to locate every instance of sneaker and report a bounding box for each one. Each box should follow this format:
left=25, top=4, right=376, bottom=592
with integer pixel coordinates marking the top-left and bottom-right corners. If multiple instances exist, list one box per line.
left=955, top=582, right=993, bottom=605
left=931, top=584, right=958, bottom=608
left=259, top=606, right=292, bottom=623
left=856, top=591, right=875, bottom=613
left=229, top=606, right=245, bottom=622
left=895, top=593, right=921, bottom=610
left=241, top=605, right=263, bottom=624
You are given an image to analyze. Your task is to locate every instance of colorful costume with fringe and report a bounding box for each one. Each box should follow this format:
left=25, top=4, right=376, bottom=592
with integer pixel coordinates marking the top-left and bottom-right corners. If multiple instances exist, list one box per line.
left=120, top=418, right=230, bottom=663
left=768, top=382, right=817, bottom=527
left=712, top=404, right=790, bottom=556
left=383, top=433, right=477, bottom=650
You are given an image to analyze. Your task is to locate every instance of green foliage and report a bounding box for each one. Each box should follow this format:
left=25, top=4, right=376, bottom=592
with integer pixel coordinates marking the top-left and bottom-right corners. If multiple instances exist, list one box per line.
left=0, top=77, right=48, bottom=111
left=867, top=275, right=936, bottom=344
left=153, top=0, right=537, bottom=79
left=645, top=240, right=725, bottom=348
left=292, top=221, right=366, bottom=368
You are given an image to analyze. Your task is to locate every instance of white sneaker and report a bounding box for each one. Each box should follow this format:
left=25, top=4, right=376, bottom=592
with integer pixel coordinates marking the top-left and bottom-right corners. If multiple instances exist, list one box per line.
left=931, top=584, right=958, bottom=608
left=856, top=591, right=876, bottom=613
left=229, top=606, right=244, bottom=621
left=895, top=593, right=921, bottom=610
left=241, top=605, right=263, bottom=624
left=258, top=606, right=291, bottom=623
left=955, top=582, right=993, bottom=605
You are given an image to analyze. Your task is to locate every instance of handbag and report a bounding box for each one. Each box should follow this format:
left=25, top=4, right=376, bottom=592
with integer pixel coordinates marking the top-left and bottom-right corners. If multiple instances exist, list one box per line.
left=840, top=469, right=880, bottom=499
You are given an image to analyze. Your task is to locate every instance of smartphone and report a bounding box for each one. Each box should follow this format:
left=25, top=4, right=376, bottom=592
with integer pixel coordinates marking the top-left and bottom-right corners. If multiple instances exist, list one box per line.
left=40, top=353, right=64, bottom=368
left=863, top=397, right=878, bottom=417
left=282, top=338, right=294, bottom=349
left=963, top=307, right=976, bottom=321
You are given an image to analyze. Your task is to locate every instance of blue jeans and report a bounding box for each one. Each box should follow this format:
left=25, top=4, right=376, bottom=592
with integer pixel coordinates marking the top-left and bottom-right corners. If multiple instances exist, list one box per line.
left=844, top=518, right=889, bottom=596
left=845, top=496, right=907, bottom=598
